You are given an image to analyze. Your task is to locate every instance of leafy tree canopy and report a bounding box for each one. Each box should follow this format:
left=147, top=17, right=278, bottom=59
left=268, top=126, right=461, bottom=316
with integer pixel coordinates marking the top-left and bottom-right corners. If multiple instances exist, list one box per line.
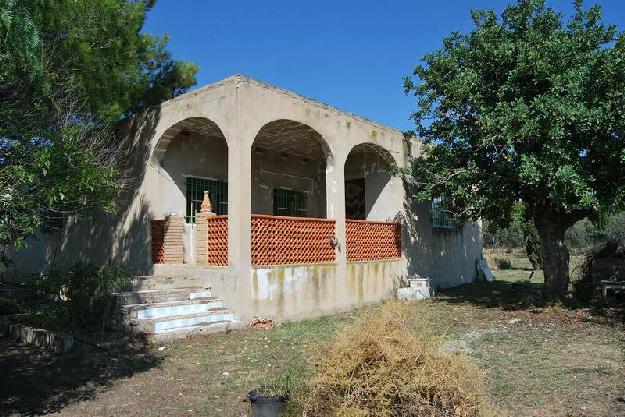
left=0, top=0, right=198, bottom=263
left=404, top=0, right=625, bottom=299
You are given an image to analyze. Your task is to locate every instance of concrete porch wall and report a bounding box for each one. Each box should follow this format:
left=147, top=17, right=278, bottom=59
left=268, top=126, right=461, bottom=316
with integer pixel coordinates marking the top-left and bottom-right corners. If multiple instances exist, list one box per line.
left=153, top=259, right=405, bottom=322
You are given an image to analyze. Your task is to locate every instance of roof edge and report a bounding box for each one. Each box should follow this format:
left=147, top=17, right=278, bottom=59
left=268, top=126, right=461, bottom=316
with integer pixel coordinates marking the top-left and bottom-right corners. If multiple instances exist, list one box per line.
left=162, top=74, right=404, bottom=136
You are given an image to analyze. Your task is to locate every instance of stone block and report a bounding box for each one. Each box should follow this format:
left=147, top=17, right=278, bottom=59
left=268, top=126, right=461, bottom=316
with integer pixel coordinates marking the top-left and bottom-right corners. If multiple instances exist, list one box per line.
left=8, top=324, right=73, bottom=353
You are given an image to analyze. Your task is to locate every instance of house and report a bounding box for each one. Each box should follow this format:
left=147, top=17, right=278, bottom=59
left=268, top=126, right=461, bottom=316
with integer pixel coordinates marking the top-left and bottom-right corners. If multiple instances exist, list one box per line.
left=8, top=75, right=482, bottom=333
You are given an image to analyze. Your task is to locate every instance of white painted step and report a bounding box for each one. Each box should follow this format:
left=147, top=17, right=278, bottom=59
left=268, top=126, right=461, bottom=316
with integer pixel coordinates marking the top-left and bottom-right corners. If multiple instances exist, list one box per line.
left=150, top=320, right=244, bottom=342
left=123, top=297, right=224, bottom=320
left=129, top=309, right=234, bottom=334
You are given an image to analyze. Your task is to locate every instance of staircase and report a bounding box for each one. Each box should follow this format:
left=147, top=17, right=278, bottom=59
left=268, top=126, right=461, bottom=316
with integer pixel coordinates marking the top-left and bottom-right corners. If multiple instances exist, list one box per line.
left=116, top=276, right=242, bottom=341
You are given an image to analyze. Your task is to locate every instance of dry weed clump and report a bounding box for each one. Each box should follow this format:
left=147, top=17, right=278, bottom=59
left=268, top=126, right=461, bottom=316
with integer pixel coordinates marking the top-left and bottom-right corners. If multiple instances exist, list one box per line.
left=304, top=300, right=497, bottom=417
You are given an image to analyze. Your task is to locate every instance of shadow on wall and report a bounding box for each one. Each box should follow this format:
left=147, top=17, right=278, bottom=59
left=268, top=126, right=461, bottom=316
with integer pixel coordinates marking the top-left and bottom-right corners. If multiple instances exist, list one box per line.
left=159, top=119, right=229, bottom=219
left=0, top=337, right=163, bottom=416
left=398, top=178, right=435, bottom=280
left=398, top=178, right=482, bottom=288
left=7, top=108, right=162, bottom=278
left=431, top=222, right=482, bottom=288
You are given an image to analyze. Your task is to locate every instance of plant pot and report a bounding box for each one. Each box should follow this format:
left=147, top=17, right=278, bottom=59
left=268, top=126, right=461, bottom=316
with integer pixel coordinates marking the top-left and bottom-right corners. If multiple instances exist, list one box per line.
left=247, top=389, right=288, bottom=417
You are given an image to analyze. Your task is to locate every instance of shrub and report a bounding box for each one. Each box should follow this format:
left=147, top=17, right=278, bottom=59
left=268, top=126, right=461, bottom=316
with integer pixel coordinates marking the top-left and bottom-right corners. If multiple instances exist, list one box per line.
left=573, top=237, right=625, bottom=303
left=25, top=262, right=131, bottom=333
left=303, top=300, right=497, bottom=417
left=494, top=257, right=512, bottom=270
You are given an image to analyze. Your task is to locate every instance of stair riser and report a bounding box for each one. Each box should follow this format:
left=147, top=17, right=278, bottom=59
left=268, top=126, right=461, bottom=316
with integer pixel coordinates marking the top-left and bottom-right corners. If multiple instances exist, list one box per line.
left=149, top=321, right=244, bottom=342
left=134, top=301, right=224, bottom=320
left=130, top=312, right=234, bottom=334
left=155, top=313, right=234, bottom=333
left=132, top=277, right=208, bottom=291
left=116, top=290, right=212, bottom=305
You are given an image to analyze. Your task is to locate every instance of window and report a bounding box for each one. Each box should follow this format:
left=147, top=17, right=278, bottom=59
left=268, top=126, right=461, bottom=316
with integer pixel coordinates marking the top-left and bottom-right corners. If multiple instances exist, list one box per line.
left=431, top=198, right=458, bottom=230
left=185, top=177, right=228, bottom=222
left=345, top=178, right=366, bottom=220
left=41, top=210, right=66, bottom=233
left=273, top=188, right=308, bottom=217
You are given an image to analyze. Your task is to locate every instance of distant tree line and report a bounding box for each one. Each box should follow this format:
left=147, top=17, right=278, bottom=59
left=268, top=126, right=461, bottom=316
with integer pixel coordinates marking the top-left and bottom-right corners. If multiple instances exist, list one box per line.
left=484, top=209, right=625, bottom=253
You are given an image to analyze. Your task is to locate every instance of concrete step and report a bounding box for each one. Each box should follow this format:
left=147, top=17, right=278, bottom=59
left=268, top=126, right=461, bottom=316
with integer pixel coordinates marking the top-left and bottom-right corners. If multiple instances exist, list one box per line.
left=122, top=297, right=224, bottom=320
left=129, top=309, right=235, bottom=334
left=149, top=320, right=244, bottom=342
left=131, top=275, right=209, bottom=291
left=114, top=288, right=212, bottom=305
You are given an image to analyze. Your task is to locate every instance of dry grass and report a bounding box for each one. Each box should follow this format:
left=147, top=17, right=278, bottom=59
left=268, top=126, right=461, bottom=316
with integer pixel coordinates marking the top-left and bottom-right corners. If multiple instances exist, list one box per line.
left=303, top=300, right=499, bottom=417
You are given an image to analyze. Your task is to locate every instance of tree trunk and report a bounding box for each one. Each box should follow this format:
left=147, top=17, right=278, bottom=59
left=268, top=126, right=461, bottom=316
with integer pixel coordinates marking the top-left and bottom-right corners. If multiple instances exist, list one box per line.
left=534, top=216, right=571, bottom=301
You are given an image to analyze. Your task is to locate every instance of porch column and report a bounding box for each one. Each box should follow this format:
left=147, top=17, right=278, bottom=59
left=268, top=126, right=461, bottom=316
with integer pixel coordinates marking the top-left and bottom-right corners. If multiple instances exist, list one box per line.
left=227, top=136, right=252, bottom=277
left=326, top=152, right=347, bottom=264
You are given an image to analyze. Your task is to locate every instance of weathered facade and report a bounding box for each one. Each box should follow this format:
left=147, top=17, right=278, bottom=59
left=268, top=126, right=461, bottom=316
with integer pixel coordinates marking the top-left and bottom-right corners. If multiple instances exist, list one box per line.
left=8, top=75, right=482, bottom=324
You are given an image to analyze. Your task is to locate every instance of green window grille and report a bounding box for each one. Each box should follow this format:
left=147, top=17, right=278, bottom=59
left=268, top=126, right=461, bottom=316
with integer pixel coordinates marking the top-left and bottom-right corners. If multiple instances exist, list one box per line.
left=185, top=177, right=228, bottom=222
left=431, top=198, right=458, bottom=230
left=41, top=210, right=66, bottom=233
left=273, top=188, right=308, bottom=217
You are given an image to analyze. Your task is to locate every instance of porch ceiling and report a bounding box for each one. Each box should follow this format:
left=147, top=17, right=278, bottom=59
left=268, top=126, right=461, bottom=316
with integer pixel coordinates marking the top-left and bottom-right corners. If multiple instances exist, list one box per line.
left=253, top=120, right=326, bottom=161
left=349, top=142, right=395, bottom=166
left=156, top=117, right=226, bottom=161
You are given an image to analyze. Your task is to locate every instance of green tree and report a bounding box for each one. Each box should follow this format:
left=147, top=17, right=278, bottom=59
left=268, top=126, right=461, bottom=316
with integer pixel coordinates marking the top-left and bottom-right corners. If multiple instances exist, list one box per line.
left=0, top=0, right=198, bottom=263
left=404, top=0, right=625, bottom=300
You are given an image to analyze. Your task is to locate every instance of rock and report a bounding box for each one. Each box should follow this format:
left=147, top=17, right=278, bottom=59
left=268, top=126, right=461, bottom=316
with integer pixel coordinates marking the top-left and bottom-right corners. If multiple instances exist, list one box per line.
left=397, top=286, right=431, bottom=301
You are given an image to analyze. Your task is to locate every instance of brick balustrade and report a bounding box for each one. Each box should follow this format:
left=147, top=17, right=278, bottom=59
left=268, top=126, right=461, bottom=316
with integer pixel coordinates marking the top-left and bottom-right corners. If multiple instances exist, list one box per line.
left=151, top=215, right=184, bottom=264
left=346, top=220, right=402, bottom=261
left=251, top=215, right=336, bottom=266
left=205, top=215, right=228, bottom=266
left=153, top=216, right=400, bottom=266
left=151, top=220, right=165, bottom=264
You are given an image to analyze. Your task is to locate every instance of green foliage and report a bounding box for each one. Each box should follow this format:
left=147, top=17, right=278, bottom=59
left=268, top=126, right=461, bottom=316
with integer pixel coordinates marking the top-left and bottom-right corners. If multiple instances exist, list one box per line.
left=0, top=0, right=198, bottom=262
left=404, top=0, right=625, bottom=299
left=604, top=212, right=625, bottom=245
left=573, top=235, right=625, bottom=304
left=494, top=257, right=513, bottom=270
left=523, top=220, right=543, bottom=269
left=565, top=218, right=598, bottom=249
left=26, top=262, right=131, bottom=332
left=483, top=201, right=526, bottom=248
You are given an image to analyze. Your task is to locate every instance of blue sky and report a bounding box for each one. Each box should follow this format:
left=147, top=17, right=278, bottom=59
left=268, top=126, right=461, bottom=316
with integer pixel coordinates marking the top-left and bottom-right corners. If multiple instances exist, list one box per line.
left=144, top=1, right=624, bottom=131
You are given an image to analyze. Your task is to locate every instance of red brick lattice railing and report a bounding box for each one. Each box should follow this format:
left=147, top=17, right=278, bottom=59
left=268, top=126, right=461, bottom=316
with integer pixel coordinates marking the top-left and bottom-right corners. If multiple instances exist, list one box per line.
left=346, top=220, right=402, bottom=261
left=151, top=219, right=165, bottom=264
left=252, top=215, right=336, bottom=266
left=206, top=215, right=228, bottom=266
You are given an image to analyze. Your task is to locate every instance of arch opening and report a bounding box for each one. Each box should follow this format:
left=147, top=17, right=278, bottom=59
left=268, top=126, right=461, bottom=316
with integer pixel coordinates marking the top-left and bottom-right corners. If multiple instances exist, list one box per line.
left=251, top=119, right=330, bottom=218
left=344, top=143, right=394, bottom=221
left=155, top=117, right=228, bottom=266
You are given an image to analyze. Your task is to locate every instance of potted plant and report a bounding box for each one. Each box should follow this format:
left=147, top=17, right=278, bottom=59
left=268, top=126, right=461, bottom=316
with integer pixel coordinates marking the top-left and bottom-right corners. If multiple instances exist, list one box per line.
left=247, top=366, right=298, bottom=417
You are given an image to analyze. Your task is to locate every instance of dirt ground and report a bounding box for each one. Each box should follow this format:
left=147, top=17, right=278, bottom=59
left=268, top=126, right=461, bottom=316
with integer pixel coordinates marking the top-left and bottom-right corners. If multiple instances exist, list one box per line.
left=1, top=256, right=624, bottom=417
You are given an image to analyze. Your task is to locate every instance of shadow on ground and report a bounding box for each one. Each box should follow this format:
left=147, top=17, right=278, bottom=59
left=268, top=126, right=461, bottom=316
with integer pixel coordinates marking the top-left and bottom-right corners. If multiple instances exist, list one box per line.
left=0, top=336, right=162, bottom=416
left=437, top=273, right=625, bottom=324
left=437, top=275, right=546, bottom=310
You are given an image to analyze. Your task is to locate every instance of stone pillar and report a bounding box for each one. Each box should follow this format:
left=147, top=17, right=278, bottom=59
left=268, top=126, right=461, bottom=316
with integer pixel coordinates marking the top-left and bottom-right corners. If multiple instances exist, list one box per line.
left=195, top=191, right=215, bottom=266
left=163, top=214, right=184, bottom=264
left=228, top=137, right=252, bottom=273
left=326, top=152, right=347, bottom=264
